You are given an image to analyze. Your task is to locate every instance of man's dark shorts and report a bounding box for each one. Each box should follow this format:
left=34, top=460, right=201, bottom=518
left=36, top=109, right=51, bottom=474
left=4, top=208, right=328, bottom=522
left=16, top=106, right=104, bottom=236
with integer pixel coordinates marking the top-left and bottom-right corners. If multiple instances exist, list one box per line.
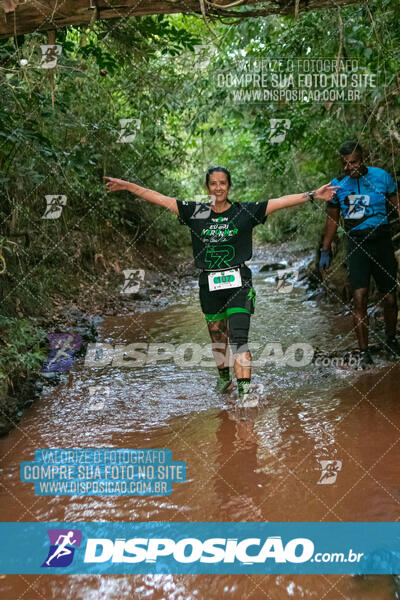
left=347, top=230, right=398, bottom=293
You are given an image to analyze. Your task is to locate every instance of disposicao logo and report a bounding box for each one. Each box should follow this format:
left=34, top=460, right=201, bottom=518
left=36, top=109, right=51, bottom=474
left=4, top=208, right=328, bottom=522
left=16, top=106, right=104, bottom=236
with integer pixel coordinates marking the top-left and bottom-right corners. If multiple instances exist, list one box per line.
left=82, top=536, right=314, bottom=565
left=42, top=529, right=82, bottom=567
left=35, top=529, right=367, bottom=573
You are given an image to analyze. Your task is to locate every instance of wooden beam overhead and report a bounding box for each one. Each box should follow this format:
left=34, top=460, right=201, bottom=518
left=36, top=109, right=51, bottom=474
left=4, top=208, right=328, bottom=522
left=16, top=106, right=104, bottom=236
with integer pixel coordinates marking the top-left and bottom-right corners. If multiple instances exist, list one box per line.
left=0, top=0, right=361, bottom=38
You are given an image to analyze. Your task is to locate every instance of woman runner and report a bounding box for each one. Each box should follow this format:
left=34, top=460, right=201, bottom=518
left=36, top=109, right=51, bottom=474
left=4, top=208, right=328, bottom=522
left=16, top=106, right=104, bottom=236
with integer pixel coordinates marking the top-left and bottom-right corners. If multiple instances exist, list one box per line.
left=104, top=167, right=337, bottom=406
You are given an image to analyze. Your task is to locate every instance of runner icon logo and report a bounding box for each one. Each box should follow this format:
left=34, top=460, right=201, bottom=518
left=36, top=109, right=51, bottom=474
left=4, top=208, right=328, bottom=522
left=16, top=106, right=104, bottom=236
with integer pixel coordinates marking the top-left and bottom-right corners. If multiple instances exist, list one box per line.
left=269, top=118, right=291, bottom=144
left=41, top=333, right=82, bottom=373
left=88, top=385, right=110, bottom=411
left=120, top=269, right=145, bottom=294
left=344, top=194, right=371, bottom=220
left=39, top=44, right=62, bottom=69
left=317, top=460, right=342, bottom=485
left=117, top=118, right=141, bottom=143
left=275, top=269, right=299, bottom=294
left=42, top=529, right=82, bottom=568
left=190, top=195, right=216, bottom=219
left=42, top=195, right=67, bottom=220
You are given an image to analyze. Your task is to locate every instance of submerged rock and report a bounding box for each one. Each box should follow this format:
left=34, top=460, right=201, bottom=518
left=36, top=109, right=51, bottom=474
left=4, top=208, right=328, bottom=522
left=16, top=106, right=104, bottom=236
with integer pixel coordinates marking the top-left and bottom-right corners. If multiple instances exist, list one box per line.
left=260, top=262, right=287, bottom=272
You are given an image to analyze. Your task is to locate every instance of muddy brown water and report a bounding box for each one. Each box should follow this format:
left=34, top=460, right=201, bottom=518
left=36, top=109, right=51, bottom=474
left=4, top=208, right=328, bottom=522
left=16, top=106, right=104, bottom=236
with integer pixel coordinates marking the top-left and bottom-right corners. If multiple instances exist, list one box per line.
left=1, top=254, right=400, bottom=599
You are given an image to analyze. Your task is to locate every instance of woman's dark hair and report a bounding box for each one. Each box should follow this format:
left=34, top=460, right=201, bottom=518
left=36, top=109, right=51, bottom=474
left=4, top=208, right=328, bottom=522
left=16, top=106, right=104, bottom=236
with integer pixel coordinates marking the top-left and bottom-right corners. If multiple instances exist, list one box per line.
left=205, top=166, right=232, bottom=187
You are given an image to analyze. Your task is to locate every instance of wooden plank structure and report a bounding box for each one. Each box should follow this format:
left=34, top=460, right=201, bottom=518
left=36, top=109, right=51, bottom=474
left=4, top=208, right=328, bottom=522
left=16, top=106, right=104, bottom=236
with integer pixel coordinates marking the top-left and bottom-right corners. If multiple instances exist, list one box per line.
left=0, top=0, right=361, bottom=38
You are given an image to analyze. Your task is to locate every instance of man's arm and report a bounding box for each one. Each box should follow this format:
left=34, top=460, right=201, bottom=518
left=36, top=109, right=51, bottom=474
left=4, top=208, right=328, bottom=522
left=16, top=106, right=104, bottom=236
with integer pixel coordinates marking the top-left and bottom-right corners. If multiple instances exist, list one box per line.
left=265, top=183, right=339, bottom=215
left=388, top=191, right=400, bottom=220
left=104, top=177, right=178, bottom=215
left=318, top=206, right=340, bottom=277
left=321, top=206, right=340, bottom=251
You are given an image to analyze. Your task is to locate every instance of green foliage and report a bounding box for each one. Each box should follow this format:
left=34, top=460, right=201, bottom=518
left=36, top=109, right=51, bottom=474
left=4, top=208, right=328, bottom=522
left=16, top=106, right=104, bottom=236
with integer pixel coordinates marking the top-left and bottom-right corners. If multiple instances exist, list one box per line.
left=0, top=316, right=47, bottom=380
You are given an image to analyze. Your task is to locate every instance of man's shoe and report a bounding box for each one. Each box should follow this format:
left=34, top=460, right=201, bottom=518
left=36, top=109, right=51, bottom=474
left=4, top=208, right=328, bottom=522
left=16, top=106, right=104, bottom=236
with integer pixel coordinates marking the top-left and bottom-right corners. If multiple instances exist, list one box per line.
left=215, top=378, right=233, bottom=393
left=359, top=348, right=374, bottom=370
left=385, top=337, right=400, bottom=361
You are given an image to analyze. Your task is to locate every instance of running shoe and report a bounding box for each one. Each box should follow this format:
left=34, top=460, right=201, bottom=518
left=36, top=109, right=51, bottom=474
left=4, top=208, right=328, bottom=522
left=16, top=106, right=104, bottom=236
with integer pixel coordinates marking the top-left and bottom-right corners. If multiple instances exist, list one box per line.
left=214, top=378, right=233, bottom=393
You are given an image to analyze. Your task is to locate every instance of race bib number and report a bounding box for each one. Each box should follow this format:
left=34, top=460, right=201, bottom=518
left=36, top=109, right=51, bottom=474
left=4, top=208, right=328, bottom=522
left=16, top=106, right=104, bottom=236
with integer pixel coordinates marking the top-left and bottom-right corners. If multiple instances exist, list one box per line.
left=208, top=268, right=242, bottom=292
left=344, top=194, right=370, bottom=220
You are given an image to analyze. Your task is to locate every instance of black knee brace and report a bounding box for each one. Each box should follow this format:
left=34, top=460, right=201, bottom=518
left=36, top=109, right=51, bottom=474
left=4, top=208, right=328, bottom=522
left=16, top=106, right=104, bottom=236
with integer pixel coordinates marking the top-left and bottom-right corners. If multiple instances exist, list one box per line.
left=228, top=312, right=251, bottom=353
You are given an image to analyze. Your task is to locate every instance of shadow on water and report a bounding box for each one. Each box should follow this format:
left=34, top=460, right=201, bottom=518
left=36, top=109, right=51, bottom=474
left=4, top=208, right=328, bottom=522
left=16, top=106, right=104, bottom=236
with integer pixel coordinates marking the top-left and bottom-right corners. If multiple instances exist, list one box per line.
left=1, top=253, right=400, bottom=598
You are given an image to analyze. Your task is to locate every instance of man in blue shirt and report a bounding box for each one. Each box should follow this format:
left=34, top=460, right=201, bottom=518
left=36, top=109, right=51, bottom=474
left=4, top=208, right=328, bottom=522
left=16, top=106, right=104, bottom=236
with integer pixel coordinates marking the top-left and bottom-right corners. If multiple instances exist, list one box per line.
left=320, top=140, right=400, bottom=368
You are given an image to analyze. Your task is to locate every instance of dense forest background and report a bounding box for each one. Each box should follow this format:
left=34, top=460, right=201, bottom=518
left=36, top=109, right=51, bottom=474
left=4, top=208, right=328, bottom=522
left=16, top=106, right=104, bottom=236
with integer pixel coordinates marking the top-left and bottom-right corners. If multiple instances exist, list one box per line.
left=0, top=0, right=399, bottom=382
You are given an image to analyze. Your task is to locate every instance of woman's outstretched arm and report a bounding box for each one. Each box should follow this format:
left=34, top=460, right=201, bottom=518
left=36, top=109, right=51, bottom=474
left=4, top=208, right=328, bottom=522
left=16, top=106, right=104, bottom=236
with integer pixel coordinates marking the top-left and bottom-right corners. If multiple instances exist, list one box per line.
left=104, top=176, right=179, bottom=215
left=265, top=183, right=339, bottom=215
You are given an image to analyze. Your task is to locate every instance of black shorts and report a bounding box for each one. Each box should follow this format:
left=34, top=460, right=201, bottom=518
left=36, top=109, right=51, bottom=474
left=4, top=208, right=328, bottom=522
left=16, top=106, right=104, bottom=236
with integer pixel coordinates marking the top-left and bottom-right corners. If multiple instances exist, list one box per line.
left=347, top=234, right=398, bottom=294
left=198, top=265, right=256, bottom=322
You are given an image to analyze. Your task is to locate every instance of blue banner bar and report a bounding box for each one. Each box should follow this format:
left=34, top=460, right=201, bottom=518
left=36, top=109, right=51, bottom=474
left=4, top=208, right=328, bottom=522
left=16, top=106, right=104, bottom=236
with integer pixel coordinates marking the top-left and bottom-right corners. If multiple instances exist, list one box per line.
left=0, top=522, right=400, bottom=574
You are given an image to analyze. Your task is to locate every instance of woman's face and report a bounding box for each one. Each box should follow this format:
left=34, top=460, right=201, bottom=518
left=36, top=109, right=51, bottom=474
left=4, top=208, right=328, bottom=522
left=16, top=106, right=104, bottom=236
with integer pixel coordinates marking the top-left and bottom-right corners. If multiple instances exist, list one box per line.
left=207, top=171, right=230, bottom=203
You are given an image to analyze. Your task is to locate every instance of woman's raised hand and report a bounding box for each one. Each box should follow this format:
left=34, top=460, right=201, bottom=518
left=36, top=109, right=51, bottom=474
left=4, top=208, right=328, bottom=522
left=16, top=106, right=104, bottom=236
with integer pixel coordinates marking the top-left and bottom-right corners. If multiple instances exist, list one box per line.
left=314, top=183, right=340, bottom=201
left=103, top=176, right=130, bottom=192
